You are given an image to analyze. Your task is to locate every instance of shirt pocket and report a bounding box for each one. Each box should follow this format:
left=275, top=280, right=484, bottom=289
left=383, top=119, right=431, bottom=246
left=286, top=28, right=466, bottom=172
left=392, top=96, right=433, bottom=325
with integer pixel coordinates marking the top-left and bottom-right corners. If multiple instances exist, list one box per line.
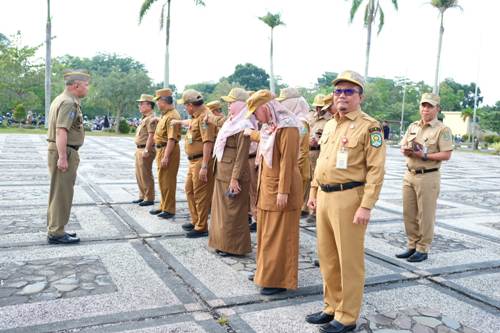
left=425, top=138, right=438, bottom=153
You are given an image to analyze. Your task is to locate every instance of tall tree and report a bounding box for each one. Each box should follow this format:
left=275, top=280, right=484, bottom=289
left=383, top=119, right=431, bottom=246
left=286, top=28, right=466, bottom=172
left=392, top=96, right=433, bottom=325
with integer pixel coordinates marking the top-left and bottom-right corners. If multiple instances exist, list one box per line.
left=227, top=63, right=270, bottom=91
left=431, top=0, right=462, bottom=94
left=258, top=12, right=285, bottom=94
left=45, top=0, right=51, bottom=128
left=139, top=0, right=205, bottom=88
left=347, top=0, right=398, bottom=80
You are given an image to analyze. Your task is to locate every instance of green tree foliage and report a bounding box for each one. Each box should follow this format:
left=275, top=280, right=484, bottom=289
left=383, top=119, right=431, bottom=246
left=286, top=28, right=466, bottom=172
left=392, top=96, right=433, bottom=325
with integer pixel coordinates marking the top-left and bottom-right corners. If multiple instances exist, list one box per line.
left=227, top=63, right=269, bottom=91
left=478, top=101, right=500, bottom=133
left=439, top=78, right=482, bottom=110
left=185, top=82, right=217, bottom=96
left=0, top=33, right=44, bottom=113
left=13, top=103, right=26, bottom=124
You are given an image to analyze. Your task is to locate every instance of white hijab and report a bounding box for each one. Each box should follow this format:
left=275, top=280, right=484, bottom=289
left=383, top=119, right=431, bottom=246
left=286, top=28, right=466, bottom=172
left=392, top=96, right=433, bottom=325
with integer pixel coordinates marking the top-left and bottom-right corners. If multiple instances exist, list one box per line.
left=257, top=100, right=300, bottom=167
left=213, top=101, right=255, bottom=161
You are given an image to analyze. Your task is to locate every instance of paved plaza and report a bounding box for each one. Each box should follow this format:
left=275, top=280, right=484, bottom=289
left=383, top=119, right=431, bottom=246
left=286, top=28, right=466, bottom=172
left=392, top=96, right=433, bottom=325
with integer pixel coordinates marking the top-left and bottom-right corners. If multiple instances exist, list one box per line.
left=0, top=133, right=499, bottom=333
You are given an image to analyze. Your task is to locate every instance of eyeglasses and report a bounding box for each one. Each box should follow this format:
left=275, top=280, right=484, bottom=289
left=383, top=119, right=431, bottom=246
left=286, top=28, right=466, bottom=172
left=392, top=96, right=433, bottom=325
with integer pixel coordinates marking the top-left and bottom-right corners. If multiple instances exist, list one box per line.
left=333, top=88, right=360, bottom=96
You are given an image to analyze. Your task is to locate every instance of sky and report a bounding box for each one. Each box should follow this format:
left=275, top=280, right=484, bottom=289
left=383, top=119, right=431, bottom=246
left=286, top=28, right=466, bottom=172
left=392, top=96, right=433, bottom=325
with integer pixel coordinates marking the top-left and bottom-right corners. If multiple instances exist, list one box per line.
left=1, top=0, right=499, bottom=104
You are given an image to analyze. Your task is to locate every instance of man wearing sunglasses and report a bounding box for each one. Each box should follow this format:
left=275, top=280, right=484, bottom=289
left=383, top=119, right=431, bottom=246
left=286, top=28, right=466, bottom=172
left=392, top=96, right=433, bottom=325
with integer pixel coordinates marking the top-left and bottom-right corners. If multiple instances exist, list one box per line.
left=306, top=70, right=386, bottom=333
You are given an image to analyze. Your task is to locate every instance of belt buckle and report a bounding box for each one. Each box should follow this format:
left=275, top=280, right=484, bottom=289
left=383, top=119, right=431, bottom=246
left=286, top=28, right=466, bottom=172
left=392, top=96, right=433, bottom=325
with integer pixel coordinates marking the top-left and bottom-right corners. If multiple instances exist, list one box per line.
left=339, top=184, right=344, bottom=191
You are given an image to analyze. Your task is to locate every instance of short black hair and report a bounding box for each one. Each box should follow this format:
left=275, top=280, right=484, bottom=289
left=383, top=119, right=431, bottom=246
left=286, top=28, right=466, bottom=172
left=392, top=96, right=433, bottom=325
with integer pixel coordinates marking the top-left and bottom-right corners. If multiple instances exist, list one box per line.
left=191, top=99, right=204, bottom=107
left=147, top=101, right=155, bottom=109
left=160, top=96, right=174, bottom=104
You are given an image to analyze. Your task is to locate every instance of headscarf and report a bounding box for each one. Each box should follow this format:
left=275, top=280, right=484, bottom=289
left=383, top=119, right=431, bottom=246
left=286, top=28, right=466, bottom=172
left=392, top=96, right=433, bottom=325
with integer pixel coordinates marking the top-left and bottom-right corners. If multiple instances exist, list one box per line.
left=257, top=100, right=300, bottom=167
left=280, top=97, right=310, bottom=124
left=213, top=101, right=255, bottom=161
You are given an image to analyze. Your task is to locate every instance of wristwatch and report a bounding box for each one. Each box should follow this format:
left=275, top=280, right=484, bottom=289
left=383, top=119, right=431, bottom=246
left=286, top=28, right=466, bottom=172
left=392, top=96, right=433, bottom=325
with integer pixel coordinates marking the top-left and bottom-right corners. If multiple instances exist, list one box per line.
left=422, top=152, right=428, bottom=161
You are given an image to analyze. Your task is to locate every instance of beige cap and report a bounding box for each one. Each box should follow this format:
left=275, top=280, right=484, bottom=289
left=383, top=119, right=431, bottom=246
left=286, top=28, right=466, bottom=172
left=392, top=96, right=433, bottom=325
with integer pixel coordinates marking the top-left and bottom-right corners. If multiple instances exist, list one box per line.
left=276, top=87, right=300, bottom=102
left=153, top=88, right=173, bottom=101
left=332, top=70, right=365, bottom=90
left=63, top=70, right=90, bottom=82
left=206, top=100, right=222, bottom=112
left=245, top=89, right=273, bottom=118
left=136, top=94, right=155, bottom=103
left=312, top=94, right=326, bottom=107
left=221, top=88, right=250, bottom=102
left=420, top=93, right=440, bottom=106
left=321, top=94, right=333, bottom=111
left=177, top=89, right=203, bottom=105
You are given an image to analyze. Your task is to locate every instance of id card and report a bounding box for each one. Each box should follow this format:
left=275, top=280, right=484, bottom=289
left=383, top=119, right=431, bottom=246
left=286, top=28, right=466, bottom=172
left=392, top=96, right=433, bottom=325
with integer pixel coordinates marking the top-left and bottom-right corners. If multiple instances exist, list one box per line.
left=336, top=150, right=348, bottom=169
left=187, top=132, right=193, bottom=144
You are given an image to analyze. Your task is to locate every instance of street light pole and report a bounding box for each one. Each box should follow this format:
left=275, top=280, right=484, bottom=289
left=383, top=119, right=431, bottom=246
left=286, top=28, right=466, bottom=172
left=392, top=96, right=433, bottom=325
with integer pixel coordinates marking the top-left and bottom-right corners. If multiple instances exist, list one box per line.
left=400, top=80, right=407, bottom=138
left=44, top=0, right=51, bottom=129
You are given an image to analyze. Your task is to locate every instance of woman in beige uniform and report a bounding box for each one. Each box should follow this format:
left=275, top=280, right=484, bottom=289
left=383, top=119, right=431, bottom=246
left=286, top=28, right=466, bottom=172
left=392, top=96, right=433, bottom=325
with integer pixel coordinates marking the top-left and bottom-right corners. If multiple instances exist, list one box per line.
left=245, top=90, right=302, bottom=296
left=208, top=99, right=254, bottom=256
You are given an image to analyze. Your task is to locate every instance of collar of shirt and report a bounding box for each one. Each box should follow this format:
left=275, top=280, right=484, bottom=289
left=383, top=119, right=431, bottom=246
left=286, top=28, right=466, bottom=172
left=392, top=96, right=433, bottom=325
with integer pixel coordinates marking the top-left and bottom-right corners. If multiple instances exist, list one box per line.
left=335, top=108, right=361, bottom=122
left=191, top=106, right=207, bottom=119
left=63, top=89, right=81, bottom=106
left=418, top=118, right=439, bottom=128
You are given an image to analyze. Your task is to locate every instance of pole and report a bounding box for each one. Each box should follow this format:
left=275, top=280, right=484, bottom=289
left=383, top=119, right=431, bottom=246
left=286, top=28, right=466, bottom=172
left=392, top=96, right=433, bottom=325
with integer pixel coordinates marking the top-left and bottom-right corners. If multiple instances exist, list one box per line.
left=471, top=34, right=482, bottom=150
left=44, top=0, right=51, bottom=129
left=400, top=80, right=407, bottom=138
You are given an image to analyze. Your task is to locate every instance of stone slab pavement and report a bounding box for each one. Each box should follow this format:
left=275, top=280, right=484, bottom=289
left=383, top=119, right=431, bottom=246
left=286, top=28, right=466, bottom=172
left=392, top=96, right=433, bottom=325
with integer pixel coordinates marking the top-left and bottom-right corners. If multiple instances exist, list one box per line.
left=0, top=134, right=499, bottom=333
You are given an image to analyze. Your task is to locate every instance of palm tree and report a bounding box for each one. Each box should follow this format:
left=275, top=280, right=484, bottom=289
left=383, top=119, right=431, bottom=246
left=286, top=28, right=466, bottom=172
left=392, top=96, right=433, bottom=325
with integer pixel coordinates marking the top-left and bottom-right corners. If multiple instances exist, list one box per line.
left=259, top=12, right=285, bottom=94
left=45, top=0, right=51, bottom=129
left=347, top=0, right=398, bottom=80
left=139, top=0, right=205, bottom=88
left=431, top=0, right=462, bottom=95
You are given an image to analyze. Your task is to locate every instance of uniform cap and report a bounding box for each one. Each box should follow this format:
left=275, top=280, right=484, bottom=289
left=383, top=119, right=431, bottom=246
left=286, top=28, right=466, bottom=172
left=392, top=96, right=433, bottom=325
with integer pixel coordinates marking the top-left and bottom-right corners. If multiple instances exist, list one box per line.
left=332, top=70, right=365, bottom=90
left=420, top=93, right=440, bottom=106
left=177, top=89, right=203, bottom=105
left=312, top=94, right=326, bottom=107
left=206, top=100, right=222, bottom=112
left=153, top=88, right=173, bottom=101
left=63, top=70, right=90, bottom=82
left=136, top=94, right=155, bottom=103
left=276, top=87, right=300, bottom=102
left=221, top=88, right=249, bottom=102
left=321, top=94, right=334, bottom=111
left=245, top=89, right=273, bottom=118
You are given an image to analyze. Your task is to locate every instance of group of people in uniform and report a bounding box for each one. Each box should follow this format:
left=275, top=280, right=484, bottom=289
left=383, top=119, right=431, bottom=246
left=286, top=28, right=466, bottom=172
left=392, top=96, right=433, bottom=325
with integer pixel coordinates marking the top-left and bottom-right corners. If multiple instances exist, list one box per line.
left=46, top=69, right=453, bottom=333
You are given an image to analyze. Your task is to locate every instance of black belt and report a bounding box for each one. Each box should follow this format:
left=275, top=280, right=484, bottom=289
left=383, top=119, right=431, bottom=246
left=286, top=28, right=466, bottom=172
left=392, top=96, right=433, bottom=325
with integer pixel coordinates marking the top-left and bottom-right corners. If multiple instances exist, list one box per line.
left=248, top=153, right=256, bottom=159
left=310, top=146, right=320, bottom=151
left=320, top=181, right=364, bottom=192
left=136, top=144, right=146, bottom=149
left=67, top=145, right=80, bottom=151
left=407, top=167, right=439, bottom=174
left=188, top=153, right=203, bottom=161
left=156, top=143, right=167, bottom=148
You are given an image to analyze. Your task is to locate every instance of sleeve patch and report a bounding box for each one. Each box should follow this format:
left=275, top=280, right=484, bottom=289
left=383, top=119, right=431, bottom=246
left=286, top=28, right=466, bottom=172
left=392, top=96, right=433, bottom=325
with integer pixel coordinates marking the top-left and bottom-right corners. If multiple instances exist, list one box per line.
left=370, top=132, right=383, bottom=148
left=368, top=127, right=381, bottom=133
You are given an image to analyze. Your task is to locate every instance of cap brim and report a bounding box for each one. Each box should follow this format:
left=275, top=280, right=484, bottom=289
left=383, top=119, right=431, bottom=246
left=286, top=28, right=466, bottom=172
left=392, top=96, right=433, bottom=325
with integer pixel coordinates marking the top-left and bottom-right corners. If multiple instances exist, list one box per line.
left=420, top=99, right=438, bottom=106
left=275, top=97, right=286, bottom=102
left=177, top=99, right=185, bottom=105
left=332, top=78, right=363, bottom=89
left=221, top=96, right=236, bottom=102
left=245, top=109, right=255, bottom=118
left=312, top=103, right=324, bottom=107
left=152, top=96, right=160, bottom=101
left=321, top=103, right=332, bottom=111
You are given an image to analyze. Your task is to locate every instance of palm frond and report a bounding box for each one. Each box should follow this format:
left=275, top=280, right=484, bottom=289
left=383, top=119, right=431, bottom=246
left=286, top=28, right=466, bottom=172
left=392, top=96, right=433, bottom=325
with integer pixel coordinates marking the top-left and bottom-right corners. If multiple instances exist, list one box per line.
left=194, top=0, right=206, bottom=6
left=160, top=3, right=166, bottom=30
left=377, top=6, right=385, bottom=34
left=259, top=12, right=285, bottom=28
left=139, top=0, right=158, bottom=24
left=349, top=0, right=364, bottom=22
left=391, top=0, right=398, bottom=10
left=363, top=2, right=371, bottom=27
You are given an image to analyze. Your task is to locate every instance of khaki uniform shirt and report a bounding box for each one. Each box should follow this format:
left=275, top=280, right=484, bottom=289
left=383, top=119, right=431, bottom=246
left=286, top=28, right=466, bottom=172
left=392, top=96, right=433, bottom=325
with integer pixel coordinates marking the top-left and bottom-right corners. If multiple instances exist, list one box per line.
left=184, top=106, right=216, bottom=157
left=308, top=111, right=331, bottom=147
left=401, top=118, right=453, bottom=170
left=312, top=108, right=386, bottom=209
left=135, top=113, right=156, bottom=145
left=47, top=90, right=84, bottom=146
left=154, top=109, right=181, bottom=144
left=298, top=121, right=311, bottom=180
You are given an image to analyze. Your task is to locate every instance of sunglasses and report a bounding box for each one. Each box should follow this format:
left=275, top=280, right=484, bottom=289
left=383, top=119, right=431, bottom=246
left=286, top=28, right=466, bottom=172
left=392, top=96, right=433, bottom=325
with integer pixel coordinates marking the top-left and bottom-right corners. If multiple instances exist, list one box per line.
left=333, top=88, right=360, bottom=96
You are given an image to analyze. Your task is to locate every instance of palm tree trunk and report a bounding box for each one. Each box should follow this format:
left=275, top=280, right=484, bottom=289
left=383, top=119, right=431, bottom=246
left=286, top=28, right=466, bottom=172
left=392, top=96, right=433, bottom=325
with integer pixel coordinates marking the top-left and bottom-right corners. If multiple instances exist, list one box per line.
left=164, top=0, right=171, bottom=88
left=44, top=0, right=51, bottom=129
left=115, top=108, right=121, bottom=133
left=269, top=28, right=275, bottom=94
left=364, top=20, right=372, bottom=81
left=433, top=11, right=444, bottom=94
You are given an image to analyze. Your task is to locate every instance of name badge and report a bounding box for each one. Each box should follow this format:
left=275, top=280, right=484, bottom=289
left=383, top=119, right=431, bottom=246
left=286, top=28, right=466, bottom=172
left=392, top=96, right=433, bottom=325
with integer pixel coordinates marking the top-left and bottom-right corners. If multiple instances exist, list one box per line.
left=336, top=150, right=348, bottom=169
left=187, top=132, right=193, bottom=144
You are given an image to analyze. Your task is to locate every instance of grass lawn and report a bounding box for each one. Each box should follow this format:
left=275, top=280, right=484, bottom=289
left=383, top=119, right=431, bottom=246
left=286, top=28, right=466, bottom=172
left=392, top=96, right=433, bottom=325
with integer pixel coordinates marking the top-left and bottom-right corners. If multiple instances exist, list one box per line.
left=0, top=127, right=134, bottom=137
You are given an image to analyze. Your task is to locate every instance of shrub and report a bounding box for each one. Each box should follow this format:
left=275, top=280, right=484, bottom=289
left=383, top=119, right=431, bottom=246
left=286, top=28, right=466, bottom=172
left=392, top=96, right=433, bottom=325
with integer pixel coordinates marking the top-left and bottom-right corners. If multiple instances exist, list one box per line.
left=13, top=104, right=26, bottom=123
left=129, top=127, right=136, bottom=134
left=461, top=134, right=469, bottom=142
left=483, top=135, right=500, bottom=144
left=492, top=142, right=500, bottom=155
left=118, top=119, right=130, bottom=134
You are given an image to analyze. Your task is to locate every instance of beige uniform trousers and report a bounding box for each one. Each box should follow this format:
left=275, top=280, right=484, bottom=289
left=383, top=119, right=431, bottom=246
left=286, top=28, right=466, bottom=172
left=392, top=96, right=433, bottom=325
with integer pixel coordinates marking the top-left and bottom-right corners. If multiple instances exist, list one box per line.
left=135, top=148, right=156, bottom=202
left=303, top=149, right=320, bottom=214
left=156, top=145, right=180, bottom=213
left=185, top=158, right=215, bottom=232
left=317, top=186, right=367, bottom=325
left=248, top=157, right=258, bottom=219
left=47, top=148, right=80, bottom=236
left=402, top=170, right=440, bottom=253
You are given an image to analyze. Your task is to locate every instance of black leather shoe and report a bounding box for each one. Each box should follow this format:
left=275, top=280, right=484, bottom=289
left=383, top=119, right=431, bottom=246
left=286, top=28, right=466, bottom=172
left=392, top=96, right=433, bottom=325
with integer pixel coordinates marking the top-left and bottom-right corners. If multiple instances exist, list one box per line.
left=182, top=223, right=194, bottom=231
left=248, top=214, right=253, bottom=224
left=65, top=232, right=77, bottom=237
left=48, top=234, right=80, bottom=245
left=138, top=200, right=154, bottom=206
left=149, top=209, right=162, bottom=215
left=132, top=199, right=144, bottom=204
left=248, top=274, right=254, bottom=281
left=215, top=249, right=230, bottom=257
left=314, top=259, right=320, bottom=267
left=249, top=222, right=257, bottom=232
left=260, top=287, right=286, bottom=295
left=306, top=215, right=316, bottom=224
left=158, top=212, right=175, bottom=219
left=301, top=211, right=309, bottom=218
left=395, top=248, right=416, bottom=259
left=320, top=320, right=356, bottom=333
left=305, top=311, right=334, bottom=325
left=185, top=230, right=208, bottom=238
left=407, top=251, right=428, bottom=262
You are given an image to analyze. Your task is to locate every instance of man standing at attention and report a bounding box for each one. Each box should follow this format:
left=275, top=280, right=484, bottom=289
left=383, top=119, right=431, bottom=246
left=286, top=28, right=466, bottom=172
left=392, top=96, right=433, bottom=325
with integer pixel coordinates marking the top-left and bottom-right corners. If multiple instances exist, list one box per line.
left=47, top=70, right=90, bottom=245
